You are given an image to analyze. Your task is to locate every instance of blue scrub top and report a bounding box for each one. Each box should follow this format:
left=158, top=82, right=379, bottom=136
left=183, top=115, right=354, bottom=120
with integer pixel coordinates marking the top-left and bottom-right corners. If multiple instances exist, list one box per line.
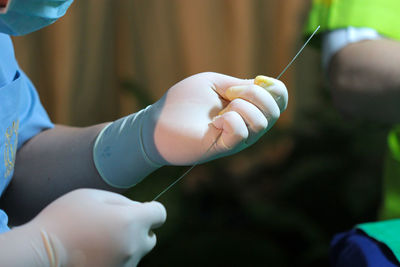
left=0, top=33, right=53, bottom=232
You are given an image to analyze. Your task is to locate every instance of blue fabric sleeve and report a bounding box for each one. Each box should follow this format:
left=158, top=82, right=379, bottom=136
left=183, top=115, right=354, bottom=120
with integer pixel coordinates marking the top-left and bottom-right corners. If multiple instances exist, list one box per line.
left=0, top=33, right=53, bottom=149
left=0, top=31, right=53, bottom=235
left=331, top=229, right=400, bottom=267
left=16, top=69, right=53, bottom=148
left=0, top=209, right=10, bottom=234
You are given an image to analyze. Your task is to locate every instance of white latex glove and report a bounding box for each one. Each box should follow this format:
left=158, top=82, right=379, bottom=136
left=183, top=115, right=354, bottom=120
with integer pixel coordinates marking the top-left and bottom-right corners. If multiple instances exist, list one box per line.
left=94, top=72, right=288, bottom=188
left=145, top=72, right=288, bottom=165
left=0, top=189, right=166, bottom=267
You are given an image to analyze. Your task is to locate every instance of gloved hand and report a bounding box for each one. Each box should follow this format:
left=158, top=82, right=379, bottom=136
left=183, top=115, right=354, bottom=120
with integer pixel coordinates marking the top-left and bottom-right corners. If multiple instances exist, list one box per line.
left=94, top=72, right=288, bottom=188
left=0, top=189, right=166, bottom=267
left=146, top=73, right=288, bottom=165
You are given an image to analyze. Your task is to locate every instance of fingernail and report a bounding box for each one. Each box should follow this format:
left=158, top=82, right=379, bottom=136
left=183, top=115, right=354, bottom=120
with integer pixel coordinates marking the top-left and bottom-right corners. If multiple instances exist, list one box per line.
left=226, top=85, right=246, bottom=100
left=254, top=75, right=274, bottom=89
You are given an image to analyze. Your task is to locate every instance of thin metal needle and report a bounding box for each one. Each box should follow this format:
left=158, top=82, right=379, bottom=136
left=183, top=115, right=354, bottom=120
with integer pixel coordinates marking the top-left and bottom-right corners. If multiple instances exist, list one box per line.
left=152, top=26, right=320, bottom=201
left=153, top=133, right=222, bottom=201
left=276, top=25, right=320, bottom=80
left=153, top=164, right=197, bottom=201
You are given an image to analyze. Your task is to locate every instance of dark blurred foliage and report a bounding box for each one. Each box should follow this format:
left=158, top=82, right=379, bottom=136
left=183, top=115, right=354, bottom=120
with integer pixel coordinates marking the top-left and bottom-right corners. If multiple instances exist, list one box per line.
left=125, top=56, right=389, bottom=267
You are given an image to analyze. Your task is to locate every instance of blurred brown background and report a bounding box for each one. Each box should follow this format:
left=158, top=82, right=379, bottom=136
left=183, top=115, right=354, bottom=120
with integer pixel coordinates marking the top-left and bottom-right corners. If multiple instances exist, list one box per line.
left=12, top=0, right=309, bottom=126
left=11, top=0, right=387, bottom=266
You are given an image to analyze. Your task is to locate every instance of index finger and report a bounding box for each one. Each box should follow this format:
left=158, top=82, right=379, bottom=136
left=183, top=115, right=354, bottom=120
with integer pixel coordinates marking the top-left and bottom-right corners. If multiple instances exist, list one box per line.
left=208, top=72, right=288, bottom=112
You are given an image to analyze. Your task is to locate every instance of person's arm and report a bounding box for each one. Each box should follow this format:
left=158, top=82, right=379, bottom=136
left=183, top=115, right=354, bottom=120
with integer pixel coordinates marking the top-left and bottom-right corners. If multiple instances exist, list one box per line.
left=1, top=124, right=120, bottom=225
left=1, top=72, right=288, bottom=225
left=327, top=38, right=400, bottom=123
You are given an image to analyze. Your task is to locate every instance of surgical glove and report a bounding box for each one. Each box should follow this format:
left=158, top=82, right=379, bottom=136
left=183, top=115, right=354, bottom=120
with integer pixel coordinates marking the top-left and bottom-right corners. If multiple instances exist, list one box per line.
left=0, top=189, right=166, bottom=267
left=94, top=72, right=288, bottom=188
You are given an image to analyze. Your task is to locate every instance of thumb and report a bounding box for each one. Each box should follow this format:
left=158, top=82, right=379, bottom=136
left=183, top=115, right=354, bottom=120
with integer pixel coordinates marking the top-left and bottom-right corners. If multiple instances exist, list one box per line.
left=141, top=201, right=167, bottom=229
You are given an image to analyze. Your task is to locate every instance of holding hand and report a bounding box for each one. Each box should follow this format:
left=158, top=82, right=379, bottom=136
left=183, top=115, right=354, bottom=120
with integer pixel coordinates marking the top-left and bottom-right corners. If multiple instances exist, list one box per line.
left=11, top=189, right=166, bottom=267
left=144, top=72, right=288, bottom=165
left=93, top=72, right=288, bottom=188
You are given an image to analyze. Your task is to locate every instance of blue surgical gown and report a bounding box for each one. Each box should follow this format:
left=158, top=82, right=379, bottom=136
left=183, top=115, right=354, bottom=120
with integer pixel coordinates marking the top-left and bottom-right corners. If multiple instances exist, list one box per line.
left=0, top=33, right=53, bottom=232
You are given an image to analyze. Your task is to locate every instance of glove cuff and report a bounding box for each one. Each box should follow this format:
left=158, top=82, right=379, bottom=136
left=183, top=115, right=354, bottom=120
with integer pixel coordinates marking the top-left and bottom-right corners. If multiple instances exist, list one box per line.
left=93, top=106, right=162, bottom=188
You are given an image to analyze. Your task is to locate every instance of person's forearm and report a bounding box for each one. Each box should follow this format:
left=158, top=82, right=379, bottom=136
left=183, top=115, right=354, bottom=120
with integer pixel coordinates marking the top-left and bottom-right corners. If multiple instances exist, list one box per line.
left=328, top=39, right=400, bottom=123
left=0, top=124, right=124, bottom=225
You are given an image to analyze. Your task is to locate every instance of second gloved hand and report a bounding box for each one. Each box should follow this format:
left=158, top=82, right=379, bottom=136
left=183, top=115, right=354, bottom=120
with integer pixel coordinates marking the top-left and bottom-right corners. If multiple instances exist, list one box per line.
left=8, top=189, right=167, bottom=267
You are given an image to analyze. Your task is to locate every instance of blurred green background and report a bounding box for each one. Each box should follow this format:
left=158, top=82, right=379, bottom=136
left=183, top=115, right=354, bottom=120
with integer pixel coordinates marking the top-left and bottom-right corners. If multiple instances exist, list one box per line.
left=12, top=0, right=391, bottom=266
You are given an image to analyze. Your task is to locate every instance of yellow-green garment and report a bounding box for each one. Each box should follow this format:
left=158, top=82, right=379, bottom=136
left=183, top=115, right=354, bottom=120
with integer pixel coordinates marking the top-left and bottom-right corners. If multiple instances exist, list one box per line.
left=305, top=0, right=400, bottom=41
left=305, top=0, right=400, bottom=261
left=383, top=126, right=400, bottom=219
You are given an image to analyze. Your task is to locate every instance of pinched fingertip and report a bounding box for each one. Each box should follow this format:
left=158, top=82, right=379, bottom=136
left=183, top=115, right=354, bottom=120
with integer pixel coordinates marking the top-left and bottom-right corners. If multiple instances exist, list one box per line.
left=254, top=75, right=288, bottom=112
